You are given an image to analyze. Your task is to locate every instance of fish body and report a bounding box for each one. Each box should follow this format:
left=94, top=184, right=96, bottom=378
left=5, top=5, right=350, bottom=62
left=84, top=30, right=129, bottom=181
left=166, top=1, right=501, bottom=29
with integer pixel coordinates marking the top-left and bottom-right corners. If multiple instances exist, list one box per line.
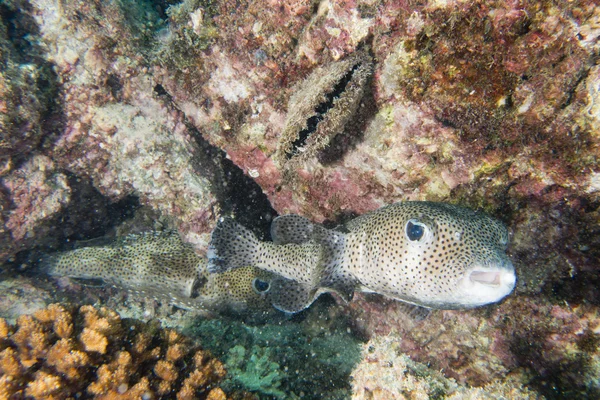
left=208, top=201, right=516, bottom=313
left=43, top=231, right=275, bottom=313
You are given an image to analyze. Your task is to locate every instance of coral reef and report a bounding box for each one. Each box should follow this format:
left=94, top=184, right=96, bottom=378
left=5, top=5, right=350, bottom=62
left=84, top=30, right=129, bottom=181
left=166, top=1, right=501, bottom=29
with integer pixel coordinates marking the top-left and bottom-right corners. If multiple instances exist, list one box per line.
left=1, top=0, right=596, bottom=296
left=225, top=345, right=285, bottom=398
left=0, top=0, right=220, bottom=265
left=0, top=303, right=228, bottom=399
left=0, top=0, right=62, bottom=170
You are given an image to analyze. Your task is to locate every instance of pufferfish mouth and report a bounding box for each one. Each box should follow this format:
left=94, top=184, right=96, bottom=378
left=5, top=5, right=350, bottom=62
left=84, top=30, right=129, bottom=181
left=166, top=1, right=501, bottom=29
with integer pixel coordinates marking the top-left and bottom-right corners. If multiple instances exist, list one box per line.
left=469, top=269, right=516, bottom=288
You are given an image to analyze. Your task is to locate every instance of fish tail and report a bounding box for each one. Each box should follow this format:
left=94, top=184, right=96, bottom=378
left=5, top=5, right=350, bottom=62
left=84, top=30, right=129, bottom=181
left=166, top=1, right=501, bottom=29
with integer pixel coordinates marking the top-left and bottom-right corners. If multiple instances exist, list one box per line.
left=37, top=252, right=60, bottom=276
left=39, top=247, right=113, bottom=279
left=207, top=218, right=261, bottom=273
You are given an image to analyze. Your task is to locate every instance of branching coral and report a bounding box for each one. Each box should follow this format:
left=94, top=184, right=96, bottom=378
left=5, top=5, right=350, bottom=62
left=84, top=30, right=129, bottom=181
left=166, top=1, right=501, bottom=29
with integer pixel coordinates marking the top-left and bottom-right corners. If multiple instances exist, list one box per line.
left=0, top=303, right=228, bottom=399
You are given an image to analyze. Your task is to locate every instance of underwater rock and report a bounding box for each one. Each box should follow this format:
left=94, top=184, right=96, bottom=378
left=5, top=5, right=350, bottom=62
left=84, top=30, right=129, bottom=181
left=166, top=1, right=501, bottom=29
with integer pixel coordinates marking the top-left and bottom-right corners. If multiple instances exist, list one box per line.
left=0, top=0, right=221, bottom=263
left=347, top=295, right=600, bottom=397
left=350, top=335, right=539, bottom=399
left=1, top=156, right=71, bottom=262
left=0, top=1, right=61, bottom=173
left=0, top=1, right=598, bottom=398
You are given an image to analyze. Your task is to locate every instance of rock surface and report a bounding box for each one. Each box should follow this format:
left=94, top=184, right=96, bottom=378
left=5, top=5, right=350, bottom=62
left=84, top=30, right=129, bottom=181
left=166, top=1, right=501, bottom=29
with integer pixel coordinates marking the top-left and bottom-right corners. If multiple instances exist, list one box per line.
left=0, top=0, right=599, bottom=398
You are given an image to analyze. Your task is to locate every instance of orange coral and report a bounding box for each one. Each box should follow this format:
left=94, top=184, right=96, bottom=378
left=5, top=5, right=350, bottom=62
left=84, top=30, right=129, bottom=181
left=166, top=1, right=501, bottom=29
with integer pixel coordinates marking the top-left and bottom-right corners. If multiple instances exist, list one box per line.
left=0, top=347, right=21, bottom=376
left=207, top=388, right=228, bottom=400
left=80, top=327, right=109, bottom=354
left=25, top=371, right=62, bottom=399
left=0, top=303, right=231, bottom=399
left=155, top=359, right=178, bottom=381
left=34, top=303, right=73, bottom=339
left=45, top=338, right=90, bottom=380
left=0, top=317, right=9, bottom=339
left=166, top=343, right=186, bottom=362
left=10, top=314, right=49, bottom=368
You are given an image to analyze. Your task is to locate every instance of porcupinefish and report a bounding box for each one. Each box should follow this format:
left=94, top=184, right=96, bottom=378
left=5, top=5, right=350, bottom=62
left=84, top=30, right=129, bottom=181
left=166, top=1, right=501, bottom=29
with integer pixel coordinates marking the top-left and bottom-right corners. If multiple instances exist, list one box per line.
left=208, top=201, right=516, bottom=313
left=43, top=231, right=275, bottom=313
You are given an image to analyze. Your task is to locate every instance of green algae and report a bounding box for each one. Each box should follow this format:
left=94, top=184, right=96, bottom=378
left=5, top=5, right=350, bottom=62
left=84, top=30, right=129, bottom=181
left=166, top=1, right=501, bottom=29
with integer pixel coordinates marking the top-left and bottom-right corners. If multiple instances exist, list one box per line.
left=226, top=345, right=285, bottom=398
left=186, top=316, right=362, bottom=399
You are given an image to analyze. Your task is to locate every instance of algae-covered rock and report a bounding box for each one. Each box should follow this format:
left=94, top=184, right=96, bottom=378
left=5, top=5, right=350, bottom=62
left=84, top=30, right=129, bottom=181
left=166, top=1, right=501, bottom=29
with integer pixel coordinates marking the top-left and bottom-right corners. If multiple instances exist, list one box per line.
left=188, top=316, right=362, bottom=399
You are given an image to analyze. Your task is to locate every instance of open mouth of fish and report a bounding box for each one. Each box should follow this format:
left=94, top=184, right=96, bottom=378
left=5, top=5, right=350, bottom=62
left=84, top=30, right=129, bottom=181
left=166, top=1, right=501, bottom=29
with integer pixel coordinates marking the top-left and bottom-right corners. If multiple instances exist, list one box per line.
left=469, top=269, right=516, bottom=288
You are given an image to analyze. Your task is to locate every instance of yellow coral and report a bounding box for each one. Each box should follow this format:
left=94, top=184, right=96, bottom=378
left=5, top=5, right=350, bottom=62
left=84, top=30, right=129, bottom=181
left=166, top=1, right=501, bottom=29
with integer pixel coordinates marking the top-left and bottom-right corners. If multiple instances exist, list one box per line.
left=0, top=318, right=9, bottom=339
left=25, top=371, right=62, bottom=398
left=154, top=359, right=178, bottom=381
left=80, top=327, right=109, bottom=354
left=0, top=348, right=21, bottom=376
left=0, top=303, right=230, bottom=399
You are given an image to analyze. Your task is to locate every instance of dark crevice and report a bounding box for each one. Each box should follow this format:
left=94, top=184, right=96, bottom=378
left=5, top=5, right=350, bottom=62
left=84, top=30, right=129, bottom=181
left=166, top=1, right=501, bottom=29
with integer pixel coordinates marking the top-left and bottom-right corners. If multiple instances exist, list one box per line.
left=184, top=121, right=277, bottom=240
left=151, top=79, right=277, bottom=240
left=286, top=63, right=362, bottom=160
left=146, top=0, right=184, bottom=20
left=437, top=118, right=459, bottom=129
left=560, top=64, right=591, bottom=110
left=105, top=73, right=123, bottom=101
left=0, top=2, right=40, bottom=62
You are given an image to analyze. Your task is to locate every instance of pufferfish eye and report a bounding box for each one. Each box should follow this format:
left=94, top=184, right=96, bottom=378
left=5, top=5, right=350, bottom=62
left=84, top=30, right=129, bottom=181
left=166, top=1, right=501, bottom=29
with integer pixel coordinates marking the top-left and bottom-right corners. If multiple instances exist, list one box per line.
left=405, top=219, right=428, bottom=242
left=252, top=278, right=270, bottom=294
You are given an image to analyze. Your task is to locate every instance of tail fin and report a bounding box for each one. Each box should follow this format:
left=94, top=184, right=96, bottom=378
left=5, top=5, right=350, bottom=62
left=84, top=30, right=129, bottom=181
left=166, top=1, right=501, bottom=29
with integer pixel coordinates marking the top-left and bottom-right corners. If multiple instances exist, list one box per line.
left=207, top=218, right=261, bottom=273
left=40, top=247, right=115, bottom=279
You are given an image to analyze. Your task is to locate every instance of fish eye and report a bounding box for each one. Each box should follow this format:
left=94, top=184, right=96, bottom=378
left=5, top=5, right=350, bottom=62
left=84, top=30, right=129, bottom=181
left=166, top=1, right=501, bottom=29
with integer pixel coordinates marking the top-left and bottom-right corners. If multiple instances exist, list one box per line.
left=252, top=278, right=270, bottom=294
left=405, top=219, right=428, bottom=242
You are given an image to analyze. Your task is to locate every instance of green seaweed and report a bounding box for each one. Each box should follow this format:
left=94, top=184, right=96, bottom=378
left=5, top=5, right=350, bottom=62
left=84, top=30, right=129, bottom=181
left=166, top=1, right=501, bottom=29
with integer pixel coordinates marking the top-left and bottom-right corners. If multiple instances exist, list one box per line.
left=225, top=345, right=285, bottom=398
left=186, top=315, right=362, bottom=399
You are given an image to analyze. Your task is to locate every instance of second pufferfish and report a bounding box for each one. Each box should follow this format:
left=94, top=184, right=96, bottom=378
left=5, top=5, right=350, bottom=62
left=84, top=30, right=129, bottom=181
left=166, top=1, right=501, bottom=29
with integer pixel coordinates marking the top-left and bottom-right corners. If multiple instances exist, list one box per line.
left=43, top=231, right=276, bottom=314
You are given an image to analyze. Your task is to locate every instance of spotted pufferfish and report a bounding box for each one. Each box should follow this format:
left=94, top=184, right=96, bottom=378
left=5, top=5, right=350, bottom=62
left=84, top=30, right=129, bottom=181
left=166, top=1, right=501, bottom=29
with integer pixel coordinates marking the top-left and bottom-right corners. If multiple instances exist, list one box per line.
left=43, top=231, right=275, bottom=314
left=208, top=201, right=517, bottom=313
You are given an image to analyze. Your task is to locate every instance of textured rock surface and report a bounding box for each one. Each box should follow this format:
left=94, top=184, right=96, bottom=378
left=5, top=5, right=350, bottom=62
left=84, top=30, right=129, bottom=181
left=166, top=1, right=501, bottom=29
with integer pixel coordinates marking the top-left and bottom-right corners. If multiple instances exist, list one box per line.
left=0, top=0, right=598, bottom=398
left=347, top=294, right=600, bottom=397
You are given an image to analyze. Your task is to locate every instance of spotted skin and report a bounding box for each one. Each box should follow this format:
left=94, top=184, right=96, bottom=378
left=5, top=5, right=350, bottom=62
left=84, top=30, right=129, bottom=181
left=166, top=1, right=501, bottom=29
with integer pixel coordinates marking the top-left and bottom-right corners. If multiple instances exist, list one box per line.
left=208, top=201, right=516, bottom=313
left=44, top=231, right=274, bottom=312
left=343, top=202, right=513, bottom=309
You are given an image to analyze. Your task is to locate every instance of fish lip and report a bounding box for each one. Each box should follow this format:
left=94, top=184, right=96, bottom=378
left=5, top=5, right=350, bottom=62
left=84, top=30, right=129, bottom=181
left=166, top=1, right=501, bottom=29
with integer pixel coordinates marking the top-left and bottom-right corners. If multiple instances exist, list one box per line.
left=469, top=268, right=516, bottom=289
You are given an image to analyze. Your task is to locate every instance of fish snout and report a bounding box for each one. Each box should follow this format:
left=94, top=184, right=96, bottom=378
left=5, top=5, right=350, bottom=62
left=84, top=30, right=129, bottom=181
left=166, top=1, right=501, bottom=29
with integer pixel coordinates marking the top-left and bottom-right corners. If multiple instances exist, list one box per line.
left=469, top=267, right=516, bottom=290
left=459, top=260, right=516, bottom=307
